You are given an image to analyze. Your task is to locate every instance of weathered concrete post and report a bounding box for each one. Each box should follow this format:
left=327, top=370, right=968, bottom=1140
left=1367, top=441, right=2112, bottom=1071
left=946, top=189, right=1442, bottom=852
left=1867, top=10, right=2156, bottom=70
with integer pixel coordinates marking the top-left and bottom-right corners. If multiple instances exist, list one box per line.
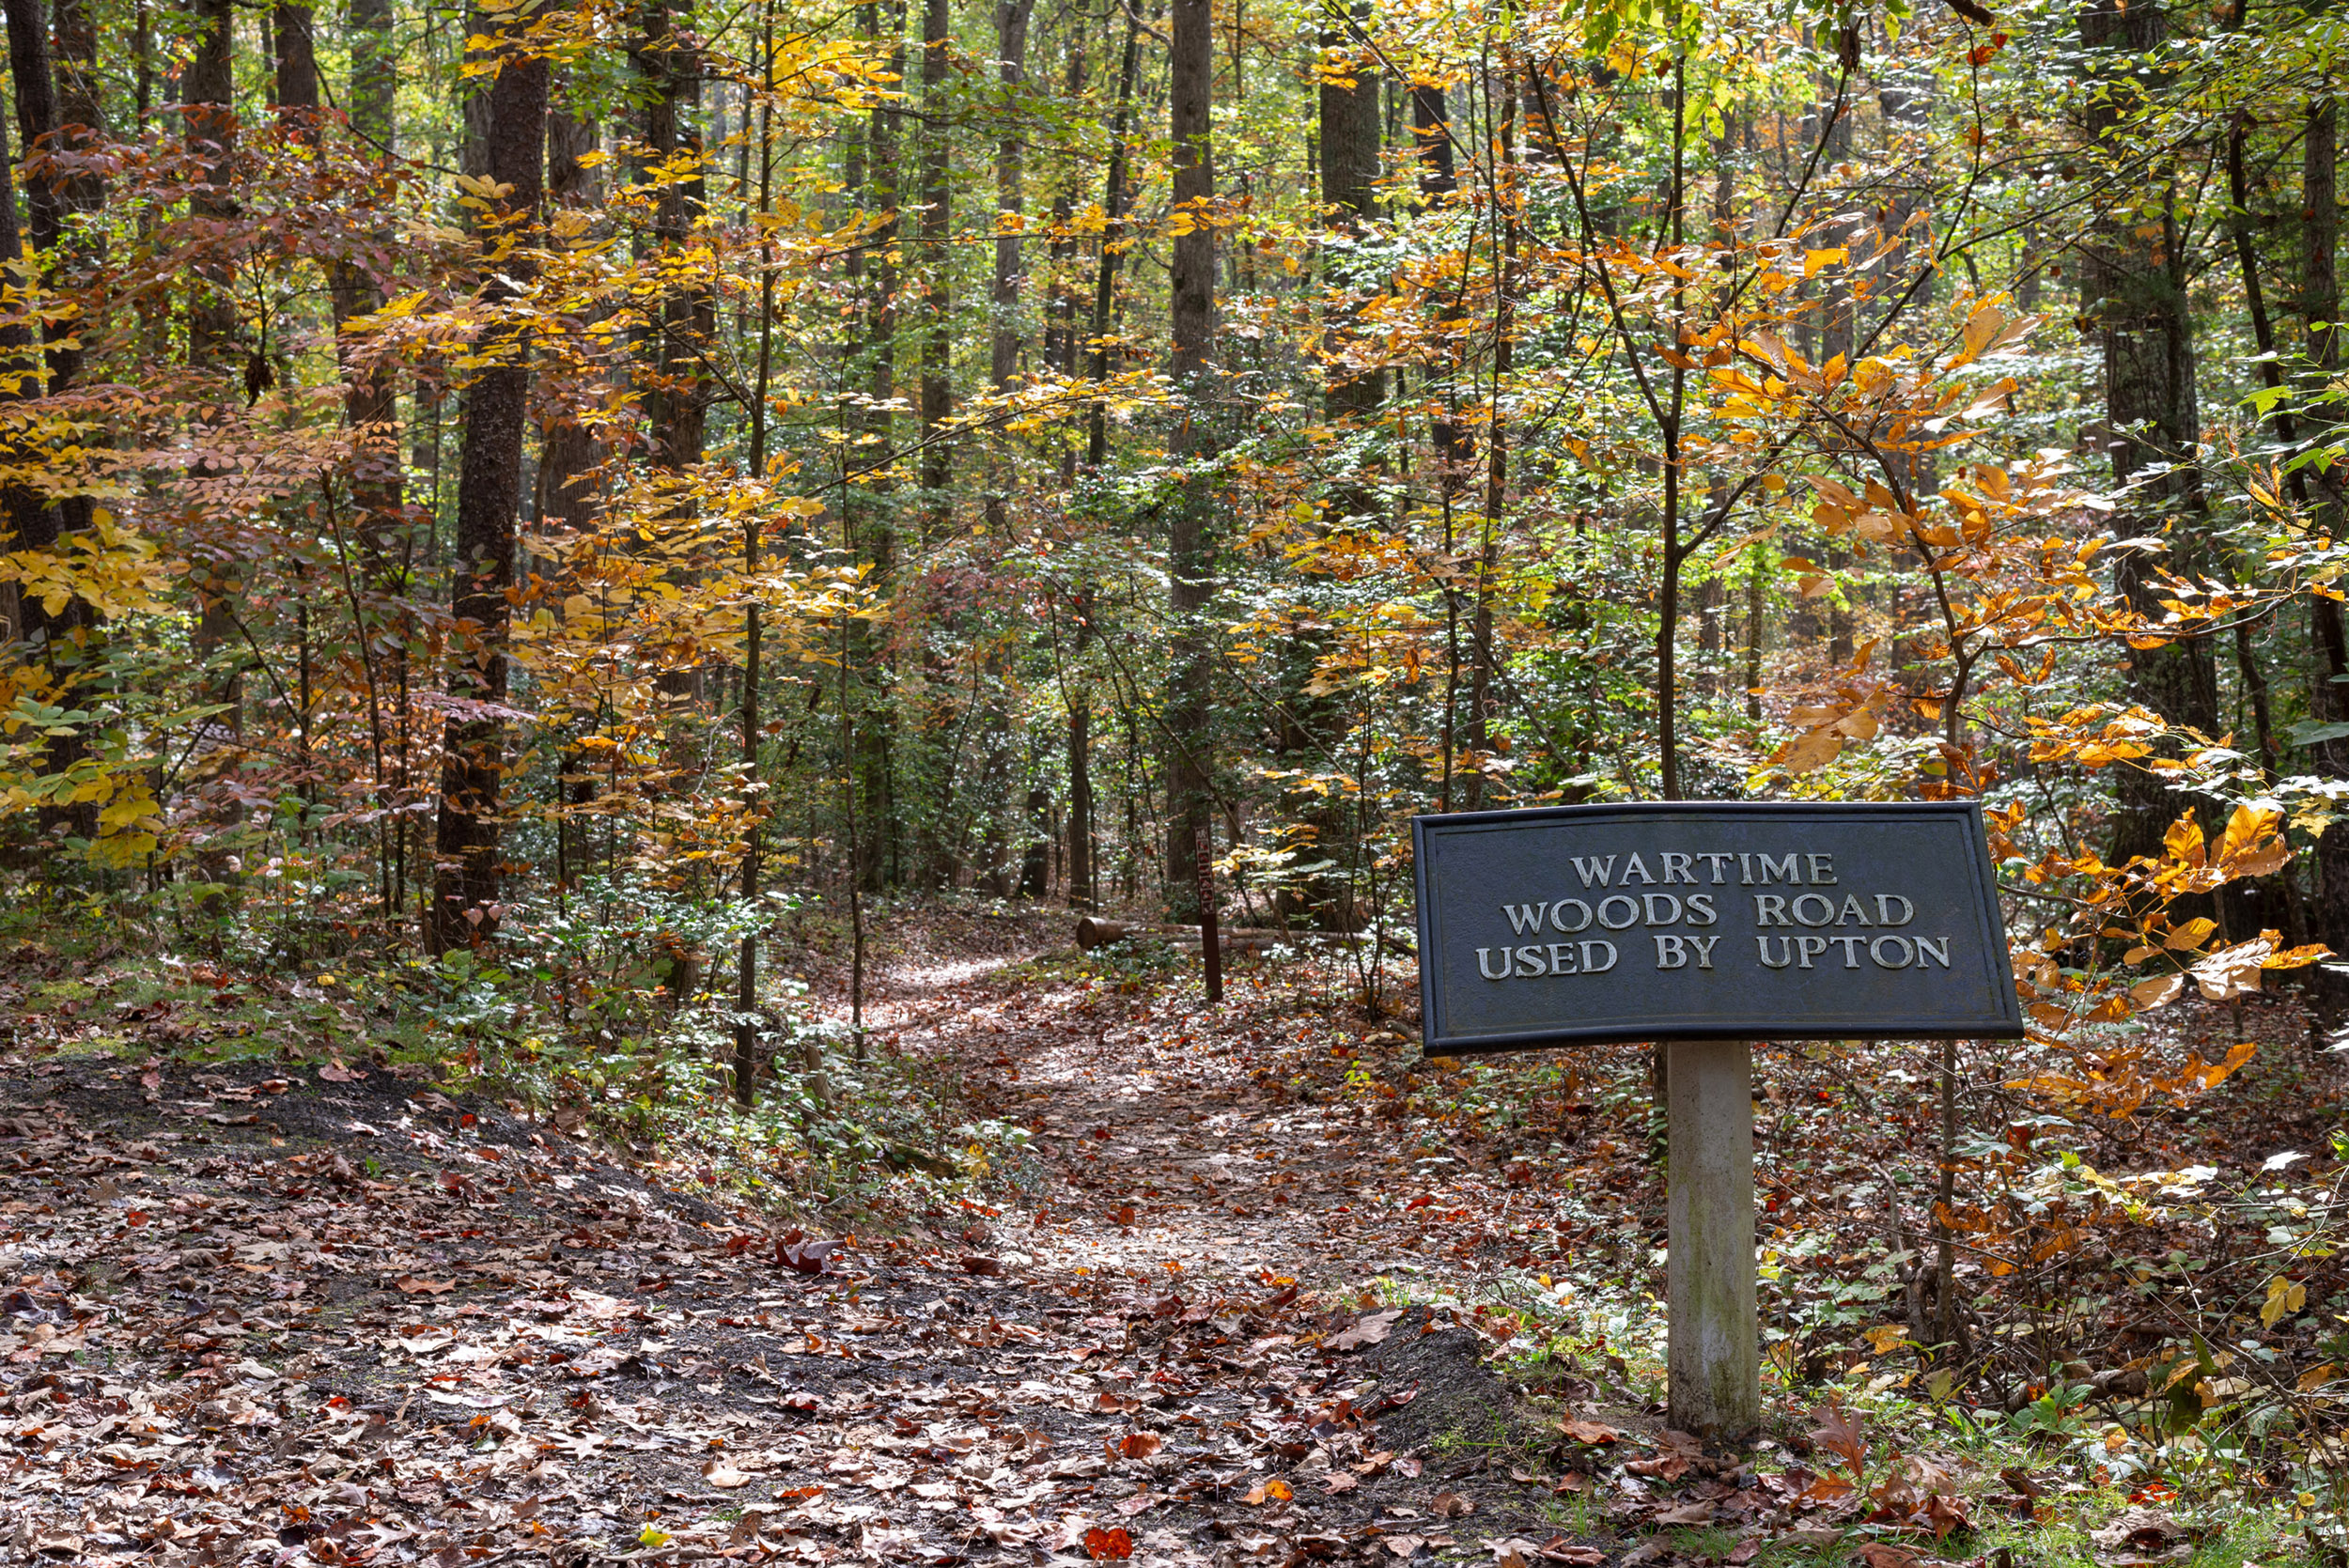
left=1666, top=1038, right=1759, bottom=1437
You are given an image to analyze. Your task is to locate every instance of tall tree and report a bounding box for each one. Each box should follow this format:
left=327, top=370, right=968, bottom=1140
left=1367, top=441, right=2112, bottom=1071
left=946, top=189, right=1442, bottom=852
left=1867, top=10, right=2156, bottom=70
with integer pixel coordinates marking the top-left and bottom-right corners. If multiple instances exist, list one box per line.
left=855, top=0, right=906, bottom=891
left=917, top=0, right=953, bottom=544
left=1083, top=1, right=1141, bottom=469
left=273, top=0, right=319, bottom=121
left=1164, top=0, right=1215, bottom=917
left=2077, top=0, right=2220, bottom=867
left=430, top=16, right=550, bottom=948
left=986, top=0, right=1035, bottom=533
left=1319, top=0, right=1383, bottom=443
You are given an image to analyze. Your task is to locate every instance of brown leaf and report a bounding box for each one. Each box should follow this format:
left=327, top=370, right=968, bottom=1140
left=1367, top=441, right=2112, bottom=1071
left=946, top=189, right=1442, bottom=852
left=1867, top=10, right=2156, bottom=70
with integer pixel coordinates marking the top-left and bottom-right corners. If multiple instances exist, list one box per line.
left=1652, top=1500, right=1716, bottom=1526
left=1115, top=1432, right=1161, bottom=1459
left=1330, top=1309, right=1402, bottom=1349
left=1559, top=1418, right=1619, bottom=1445
left=319, top=1062, right=367, bottom=1081
left=1855, top=1545, right=1921, bottom=1568
left=703, top=1464, right=754, bottom=1490
left=394, top=1277, right=454, bottom=1295
left=961, top=1254, right=1005, bottom=1277
left=1323, top=1471, right=1360, bottom=1494
left=1243, top=1478, right=1294, bottom=1505
left=1431, top=1490, right=1474, bottom=1519
left=1808, top=1396, right=1867, bottom=1469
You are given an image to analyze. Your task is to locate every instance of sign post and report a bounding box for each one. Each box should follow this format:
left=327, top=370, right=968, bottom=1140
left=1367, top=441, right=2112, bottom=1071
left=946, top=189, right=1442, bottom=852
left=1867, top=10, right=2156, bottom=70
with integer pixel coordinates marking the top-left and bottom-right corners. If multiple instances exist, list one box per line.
left=1666, top=1038, right=1758, bottom=1434
left=1410, top=802, right=2021, bottom=1437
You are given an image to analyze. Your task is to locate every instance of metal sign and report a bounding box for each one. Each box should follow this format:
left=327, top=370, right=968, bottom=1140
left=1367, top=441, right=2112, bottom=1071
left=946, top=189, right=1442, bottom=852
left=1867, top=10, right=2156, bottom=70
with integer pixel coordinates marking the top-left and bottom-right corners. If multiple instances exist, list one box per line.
left=1412, top=801, right=2023, bottom=1053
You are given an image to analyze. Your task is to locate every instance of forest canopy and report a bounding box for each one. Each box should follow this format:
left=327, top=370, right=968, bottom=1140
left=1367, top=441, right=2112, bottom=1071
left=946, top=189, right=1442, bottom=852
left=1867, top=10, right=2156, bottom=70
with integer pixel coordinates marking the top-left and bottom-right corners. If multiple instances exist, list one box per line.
left=0, top=0, right=2343, bottom=1072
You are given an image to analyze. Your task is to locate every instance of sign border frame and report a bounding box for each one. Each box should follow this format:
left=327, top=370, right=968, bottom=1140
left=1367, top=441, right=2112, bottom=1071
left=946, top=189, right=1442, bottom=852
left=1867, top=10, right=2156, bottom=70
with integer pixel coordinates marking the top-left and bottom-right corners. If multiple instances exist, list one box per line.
left=1411, top=800, right=2026, bottom=1053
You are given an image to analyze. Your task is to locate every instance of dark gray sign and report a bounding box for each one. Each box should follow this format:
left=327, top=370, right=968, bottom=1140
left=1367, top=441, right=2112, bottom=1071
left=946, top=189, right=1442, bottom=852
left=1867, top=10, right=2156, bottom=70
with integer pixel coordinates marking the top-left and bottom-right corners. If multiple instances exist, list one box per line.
left=1412, top=801, right=2023, bottom=1053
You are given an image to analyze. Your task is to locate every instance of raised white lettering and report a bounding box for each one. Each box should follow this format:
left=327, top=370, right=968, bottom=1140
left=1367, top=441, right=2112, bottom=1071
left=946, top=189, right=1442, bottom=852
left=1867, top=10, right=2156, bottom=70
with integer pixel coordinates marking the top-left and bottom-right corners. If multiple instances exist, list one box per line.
left=1687, top=893, right=1718, bottom=925
left=1620, top=853, right=1656, bottom=886
left=1808, top=853, right=1836, bottom=885
left=1836, top=895, right=1872, bottom=926
left=1596, top=895, right=1640, bottom=930
left=1504, top=903, right=1548, bottom=935
left=1869, top=935, right=1914, bottom=968
left=1795, top=935, right=1828, bottom=969
left=1699, top=852, right=1735, bottom=884
left=1477, top=947, right=1512, bottom=980
left=1549, top=898, right=1594, bottom=933
left=1756, top=936, right=1794, bottom=969
left=1643, top=893, right=1683, bottom=925
left=1661, top=851, right=1694, bottom=883
left=1580, top=939, right=1620, bottom=973
left=1830, top=936, right=1864, bottom=968
left=1571, top=856, right=1617, bottom=888
left=1791, top=893, right=1835, bottom=927
left=1687, top=934, right=1719, bottom=969
left=1753, top=893, right=1790, bottom=925
left=1655, top=934, right=1690, bottom=969
left=1914, top=936, right=1952, bottom=968
left=1756, top=852, right=1802, bottom=884
left=1875, top=894, right=1914, bottom=925
left=1515, top=944, right=1548, bottom=976
left=1548, top=942, right=1579, bottom=975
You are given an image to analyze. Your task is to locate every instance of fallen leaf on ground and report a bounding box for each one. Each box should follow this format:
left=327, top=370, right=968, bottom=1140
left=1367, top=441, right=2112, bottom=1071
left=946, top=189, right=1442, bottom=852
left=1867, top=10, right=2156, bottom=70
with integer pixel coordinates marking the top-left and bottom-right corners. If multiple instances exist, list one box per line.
left=1081, top=1525, right=1134, bottom=1560
left=1330, top=1308, right=1403, bottom=1349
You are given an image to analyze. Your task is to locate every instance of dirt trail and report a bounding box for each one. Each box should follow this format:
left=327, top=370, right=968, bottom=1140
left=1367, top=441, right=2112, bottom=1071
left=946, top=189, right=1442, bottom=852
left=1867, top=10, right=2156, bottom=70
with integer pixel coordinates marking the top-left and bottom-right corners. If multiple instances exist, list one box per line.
left=0, top=919, right=1647, bottom=1568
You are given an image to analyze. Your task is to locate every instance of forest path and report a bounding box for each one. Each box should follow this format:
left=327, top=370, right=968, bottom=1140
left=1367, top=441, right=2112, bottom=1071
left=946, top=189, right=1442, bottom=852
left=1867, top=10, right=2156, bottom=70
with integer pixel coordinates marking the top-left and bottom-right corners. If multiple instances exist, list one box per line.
left=0, top=917, right=1636, bottom=1568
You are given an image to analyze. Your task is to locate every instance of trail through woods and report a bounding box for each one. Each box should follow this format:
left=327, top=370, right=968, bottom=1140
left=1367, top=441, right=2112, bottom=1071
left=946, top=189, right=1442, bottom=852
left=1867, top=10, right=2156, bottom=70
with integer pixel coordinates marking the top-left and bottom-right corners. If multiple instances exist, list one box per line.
left=0, top=910, right=2338, bottom=1565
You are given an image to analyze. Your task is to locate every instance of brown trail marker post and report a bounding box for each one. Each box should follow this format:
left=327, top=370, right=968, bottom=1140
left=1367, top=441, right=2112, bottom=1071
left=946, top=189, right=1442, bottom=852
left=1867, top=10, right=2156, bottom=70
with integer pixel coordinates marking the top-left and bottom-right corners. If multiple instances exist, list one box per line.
left=1196, top=826, right=1223, bottom=1003
left=1411, top=802, right=2021, bottom=1437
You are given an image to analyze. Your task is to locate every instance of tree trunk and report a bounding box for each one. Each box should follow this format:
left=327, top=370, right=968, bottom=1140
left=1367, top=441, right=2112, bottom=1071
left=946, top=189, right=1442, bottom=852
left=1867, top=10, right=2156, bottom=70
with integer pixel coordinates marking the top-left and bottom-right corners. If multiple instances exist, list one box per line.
left=1319, top=0, right=1383, bottom=442
left=273, top=0, right=319, bottom=122
left=539, top=95, right=602, bottom=532
left=917, top=0, right=952, bottom=542
left=984, top=0, right=1034, bottom=533
left=2301, top=93, right=2349, bottom=1000
left=1464, top=69, right=1515, bottom=811
left=2078, top=0, right=2218, bottom=869
left=429, top=10, right=548, bottom=949
left=853, top=0, right=903, bottom=892
left=1084, top=4, right=1142, bottom=469
left=1164, top=0, right=1216, bottom=919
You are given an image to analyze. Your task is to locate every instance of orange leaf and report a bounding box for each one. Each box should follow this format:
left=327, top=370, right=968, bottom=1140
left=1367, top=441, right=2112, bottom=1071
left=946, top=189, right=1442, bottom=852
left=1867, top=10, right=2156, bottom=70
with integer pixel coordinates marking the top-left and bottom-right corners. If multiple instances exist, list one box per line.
left=1082, top=1526, right=1135, bottom=1560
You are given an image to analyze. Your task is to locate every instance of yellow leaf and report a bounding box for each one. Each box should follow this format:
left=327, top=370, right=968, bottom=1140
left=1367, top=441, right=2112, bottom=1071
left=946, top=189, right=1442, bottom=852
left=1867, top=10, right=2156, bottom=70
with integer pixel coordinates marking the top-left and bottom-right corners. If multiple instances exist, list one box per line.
left=2163, top=917, right=2217, bottom=952
left=2128, top=973, right=2184, bottom=1011
left=1804, top=246, right=1848, bottom=278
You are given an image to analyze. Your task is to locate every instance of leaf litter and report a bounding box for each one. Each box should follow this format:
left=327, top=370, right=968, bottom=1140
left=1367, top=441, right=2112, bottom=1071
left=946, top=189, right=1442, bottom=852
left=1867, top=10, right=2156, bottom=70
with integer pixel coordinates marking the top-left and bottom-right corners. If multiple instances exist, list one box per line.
left=0, top=912, right=2235, bottom=1566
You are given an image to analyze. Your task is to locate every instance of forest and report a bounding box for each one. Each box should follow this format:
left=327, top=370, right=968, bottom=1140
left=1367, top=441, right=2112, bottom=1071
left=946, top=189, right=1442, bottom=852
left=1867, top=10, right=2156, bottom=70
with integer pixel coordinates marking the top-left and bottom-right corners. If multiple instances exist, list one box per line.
left=0, top=0, right=2346, bottom=1562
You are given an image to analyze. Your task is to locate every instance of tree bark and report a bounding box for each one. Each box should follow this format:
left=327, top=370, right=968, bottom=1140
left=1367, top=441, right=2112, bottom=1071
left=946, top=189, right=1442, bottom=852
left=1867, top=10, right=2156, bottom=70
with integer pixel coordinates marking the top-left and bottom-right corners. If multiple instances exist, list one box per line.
left=1084, top=2, right=1141, bottom=469
left=984, top=0, right=1034, bottom=532
left=2078, top=0, right=2218, bottom=869
left=917, top=0, right=952, bottom=542
left=1319, top=0, right=1383, bottom=440
left=1164, top=0, right=1216, bottom=919
left=429, top=14, right=548, bottom=949
left=273, top=1, right=319, bottom=121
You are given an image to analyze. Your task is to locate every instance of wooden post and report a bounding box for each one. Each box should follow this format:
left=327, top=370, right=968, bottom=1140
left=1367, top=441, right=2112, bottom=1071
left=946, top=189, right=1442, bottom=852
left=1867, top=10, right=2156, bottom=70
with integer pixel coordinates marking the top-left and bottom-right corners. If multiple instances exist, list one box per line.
left=1667, top=1038, right=1759, bottom=1438
left=1194, top=825, right=1222, bottom=1002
